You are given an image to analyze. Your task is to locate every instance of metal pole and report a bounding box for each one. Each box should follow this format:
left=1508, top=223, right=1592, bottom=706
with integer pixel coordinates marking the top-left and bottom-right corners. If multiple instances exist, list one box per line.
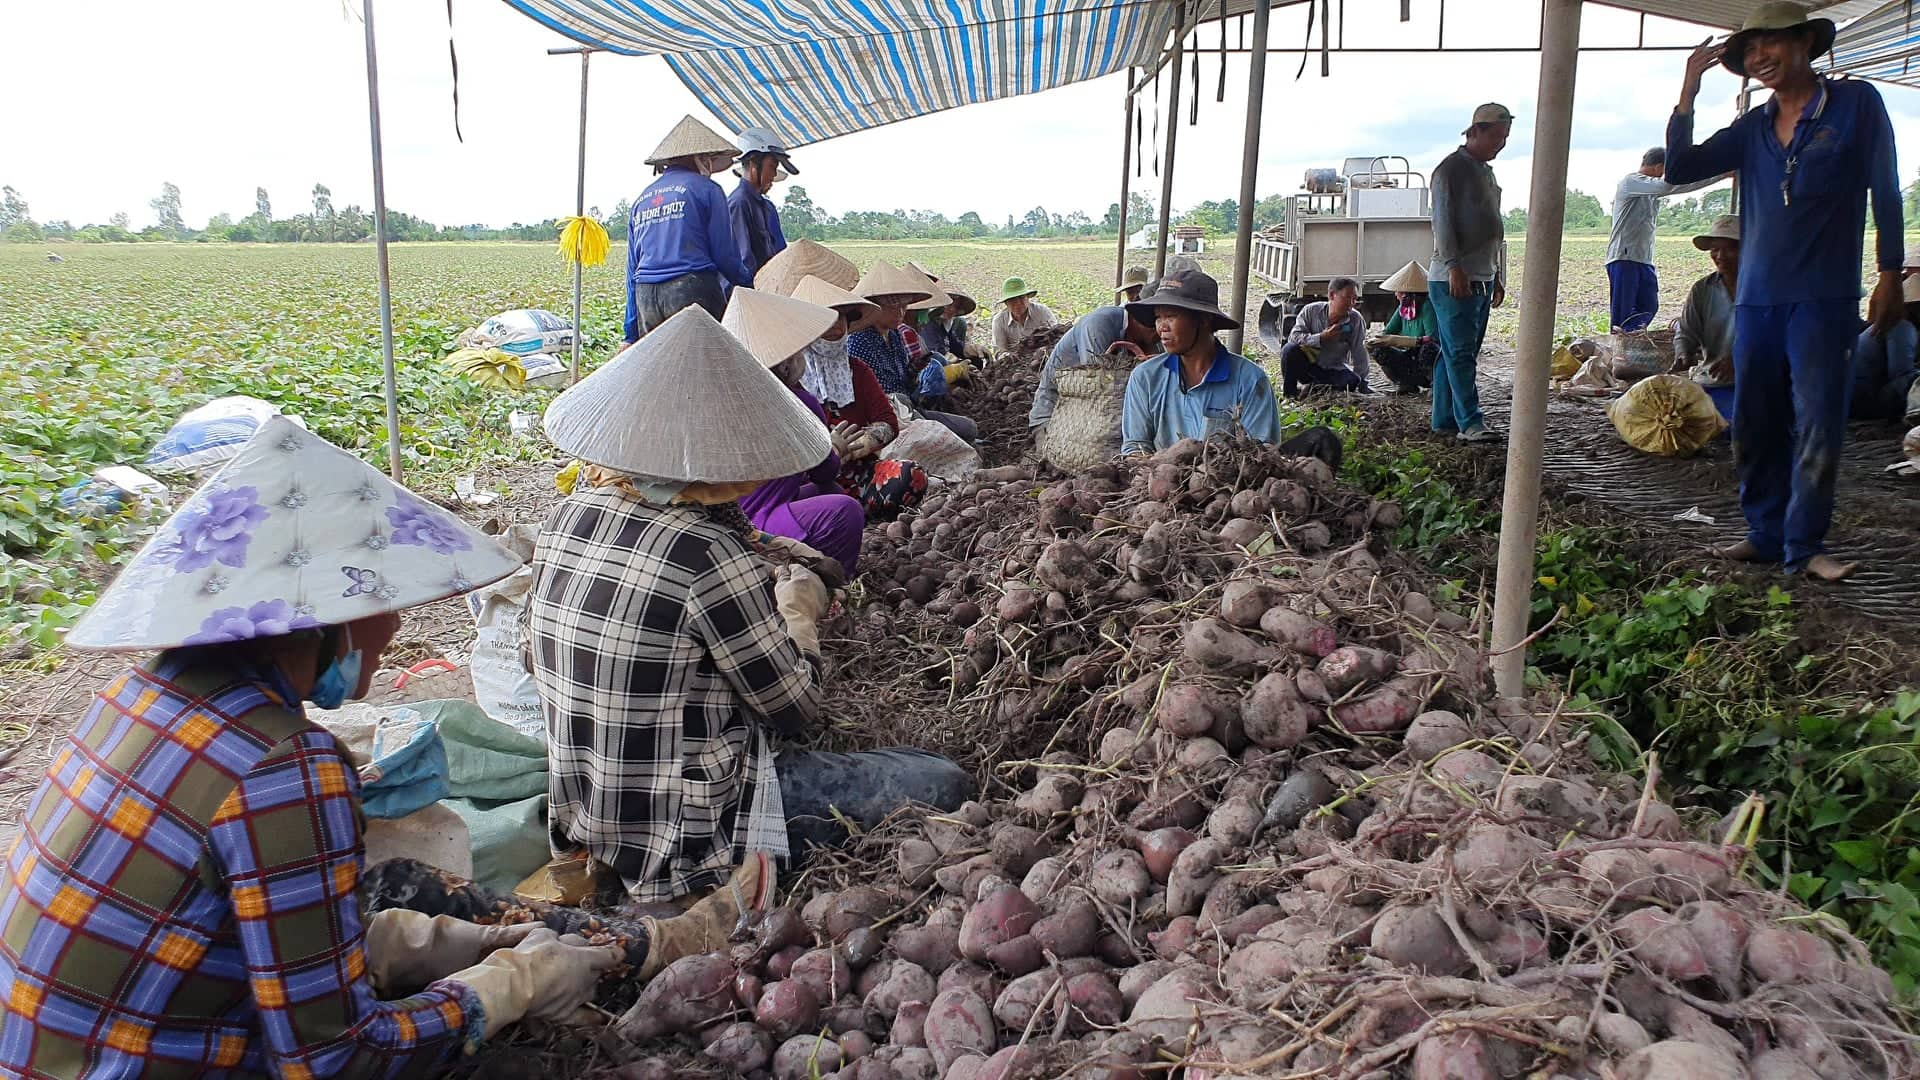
left=1226, top=0, right=1273, bottom=354
left=1154, top=4, right=1187, bottom=279
left=1116, top=71, right=1136, bottom=287
left=1491, top=0, right=1583, bottom=697
left=571, top=51, right=591, bottom=384
left=362, top=0, right=403, bottom=482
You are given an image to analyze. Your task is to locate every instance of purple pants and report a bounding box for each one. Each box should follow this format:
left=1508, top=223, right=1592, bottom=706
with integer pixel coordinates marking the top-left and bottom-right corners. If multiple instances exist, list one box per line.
left=760, top=484, right=864, bottom=574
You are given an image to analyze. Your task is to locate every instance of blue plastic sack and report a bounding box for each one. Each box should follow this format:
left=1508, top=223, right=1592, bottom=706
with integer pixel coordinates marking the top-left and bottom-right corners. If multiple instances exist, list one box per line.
left=358, top=708, right=451, bottom=820
left=145, top=396, right=287, bottom=476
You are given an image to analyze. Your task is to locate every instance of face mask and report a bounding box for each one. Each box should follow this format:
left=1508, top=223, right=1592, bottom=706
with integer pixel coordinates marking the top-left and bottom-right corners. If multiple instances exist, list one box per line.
left=310, top=625, right=363, bottom=709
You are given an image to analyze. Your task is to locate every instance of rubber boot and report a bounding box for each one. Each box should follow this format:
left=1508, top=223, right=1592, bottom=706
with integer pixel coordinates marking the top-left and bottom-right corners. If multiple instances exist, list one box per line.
left=636, top=851, right=775, bottom=981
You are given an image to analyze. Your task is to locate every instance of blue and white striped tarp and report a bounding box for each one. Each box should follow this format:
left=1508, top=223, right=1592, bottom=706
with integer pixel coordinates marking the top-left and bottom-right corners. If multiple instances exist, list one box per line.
left=1829, top=0, right=1920, bottom=86
left=502, top=0, right=1180, bottom=145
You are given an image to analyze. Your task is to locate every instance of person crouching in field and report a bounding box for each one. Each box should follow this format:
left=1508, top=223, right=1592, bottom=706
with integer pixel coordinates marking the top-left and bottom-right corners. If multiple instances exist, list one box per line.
left=625, top=116, right=756, bottom=343
left=0, top=420, right=623, bottom=1078
left=1370, top=261, right=1441, bottom=394
left=1281, top=276, right=1373, bottom=397
left=1674, top=215, right=1741, bottom=423
left=1120, top=270, right=1282, bottom=456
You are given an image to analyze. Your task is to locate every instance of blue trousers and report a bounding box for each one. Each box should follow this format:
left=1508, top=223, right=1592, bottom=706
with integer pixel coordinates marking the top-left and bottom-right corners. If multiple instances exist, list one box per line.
left=1731, top=300, right=1858, bottom=567
left=1429, top=282, right=1491, bottom=433
left=1851, top=321, right=1918, bottom=420
left=1606, top=260, right=1659, bottom=332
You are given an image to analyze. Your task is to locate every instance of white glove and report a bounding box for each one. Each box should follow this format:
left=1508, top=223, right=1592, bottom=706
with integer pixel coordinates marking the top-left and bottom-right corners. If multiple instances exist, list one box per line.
left=366, top=910, right=542, bottom=997
left=774, top=565, right=829, bottom=658
left=444, top=928, right=625, bottom=1041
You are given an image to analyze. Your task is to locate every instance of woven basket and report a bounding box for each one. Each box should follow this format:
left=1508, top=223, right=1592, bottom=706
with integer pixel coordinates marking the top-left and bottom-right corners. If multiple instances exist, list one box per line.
left=1610, top=327, right=1676, bottom=381
left=1041, top=364, right=1131, bottom=471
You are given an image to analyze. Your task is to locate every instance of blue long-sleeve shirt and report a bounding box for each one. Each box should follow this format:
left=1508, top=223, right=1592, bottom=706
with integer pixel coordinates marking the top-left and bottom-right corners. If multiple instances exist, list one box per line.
left=1667, top=77, right=1902, bottom=306
left=625, top=166, right=755, bottom=339
left=1120, top=343, right=1282, bottom=456
left=727, top=180, right=788, bottom=279
left=1031, top=306, right=1132, bottom=427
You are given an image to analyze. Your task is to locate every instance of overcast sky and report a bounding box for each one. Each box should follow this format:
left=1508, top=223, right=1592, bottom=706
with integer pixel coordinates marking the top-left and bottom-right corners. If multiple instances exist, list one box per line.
left=6, top=1, right=1919, bottom=229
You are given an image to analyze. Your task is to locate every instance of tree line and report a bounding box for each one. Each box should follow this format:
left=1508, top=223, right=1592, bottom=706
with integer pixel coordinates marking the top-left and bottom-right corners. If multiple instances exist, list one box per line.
left=1504, top=174, right=1920, bottom=235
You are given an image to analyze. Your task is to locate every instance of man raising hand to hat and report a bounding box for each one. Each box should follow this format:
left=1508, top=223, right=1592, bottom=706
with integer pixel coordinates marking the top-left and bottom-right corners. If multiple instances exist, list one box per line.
left=1668, top=1, right=1904, bottom=581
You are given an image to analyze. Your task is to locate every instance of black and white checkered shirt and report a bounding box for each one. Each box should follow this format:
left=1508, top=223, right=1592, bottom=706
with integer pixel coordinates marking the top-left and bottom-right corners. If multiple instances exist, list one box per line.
left=528, top=486, right=818, bottom=902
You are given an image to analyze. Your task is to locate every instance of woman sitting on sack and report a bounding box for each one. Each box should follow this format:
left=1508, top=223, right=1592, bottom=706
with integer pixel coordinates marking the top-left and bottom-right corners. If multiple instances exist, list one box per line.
left=728, top=284, right=868, bottom=575
left=1370, top=261, right=1441, bottom=394
left=527, top=307, right=970, bottom=963
left=0, top=419, right=622, bottom=1078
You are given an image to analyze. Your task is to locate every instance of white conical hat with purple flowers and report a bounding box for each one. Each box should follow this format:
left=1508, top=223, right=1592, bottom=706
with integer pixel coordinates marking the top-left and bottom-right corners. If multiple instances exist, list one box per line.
left=67, top=416, right=522, bottom=652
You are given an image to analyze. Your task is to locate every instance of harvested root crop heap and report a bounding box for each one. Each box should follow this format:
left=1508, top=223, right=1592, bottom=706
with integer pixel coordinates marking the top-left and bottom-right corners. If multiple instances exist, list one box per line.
left=501, top=348, right=1920, bottom=1079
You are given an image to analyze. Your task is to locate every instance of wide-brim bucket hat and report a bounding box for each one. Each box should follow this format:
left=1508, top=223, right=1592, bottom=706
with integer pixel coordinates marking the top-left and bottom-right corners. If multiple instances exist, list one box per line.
left=1125, top=269, right=1240, bottom=330
left=1692, top=215, right=1741, bottom=250
left=855, top=261, right=935, bottom=307
left=999, top=277, right=1039, bottom=304
left=756, top=239, right=859, bottom=296
left=1115, top=266, right=1150, bottom=294
left=543, top=307, right=828, bottom=483
left=723, top=287, right=838, bottom=369
left=1721, top=2, right=1836, bottom=77
left=1381, top=261, right=1428, bottom=293
left=646, top=115, right=739, bottom=167
left=66, top=417, right=522, bottom=652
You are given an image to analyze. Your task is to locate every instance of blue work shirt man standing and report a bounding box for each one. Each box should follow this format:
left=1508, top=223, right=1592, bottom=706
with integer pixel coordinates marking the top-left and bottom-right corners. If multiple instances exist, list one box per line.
left=1429, top=103, right=1513, bottom=444
left=1667, top=1, right=1903, bottom=581
left=625, top=115, right=756, bottom=343
left=728, top=127, right=795, bottom=283
left=1120, top=271, right=1282, bottom=456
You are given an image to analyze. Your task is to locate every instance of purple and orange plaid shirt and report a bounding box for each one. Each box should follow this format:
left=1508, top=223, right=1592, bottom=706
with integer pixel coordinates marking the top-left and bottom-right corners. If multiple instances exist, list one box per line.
left=0, top=653, right=476, bottom=1079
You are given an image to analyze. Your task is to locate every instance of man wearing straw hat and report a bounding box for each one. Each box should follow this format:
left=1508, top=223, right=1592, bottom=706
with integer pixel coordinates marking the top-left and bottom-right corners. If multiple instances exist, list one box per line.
left=1668, top=0, right=1904, bottom=581
left=1120, top=270, right=1282, bottom=456
left=728, top=127, right=798, bottom=281
left=992, top=276, right=1059, bottom=355
left=1116, top=266, right=1151, bottom=305
left=0, top=420, right=627, bottom=1075
left=530, top=307, right=968, bottom=931
left=624, top=115, right=756, bottom=344
left=1674, top=215, right=1741, bottom=422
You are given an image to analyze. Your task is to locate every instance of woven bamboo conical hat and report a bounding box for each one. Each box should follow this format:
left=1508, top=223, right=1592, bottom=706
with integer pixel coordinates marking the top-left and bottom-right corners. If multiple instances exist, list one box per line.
left=646, top=115, right=739, bottom=166
left=1381, top=261, right=1428, bottom=293
left=792, top=274, right=877, bottom=315
left=755, top=239, right=859, bottom=296
left=856, top=260, right=935, bottom=306
left=901, top=264, right=953, bottom=311
left=723, top=287, right=838, bottom=369
left=543, top=307, right=828, bottom=482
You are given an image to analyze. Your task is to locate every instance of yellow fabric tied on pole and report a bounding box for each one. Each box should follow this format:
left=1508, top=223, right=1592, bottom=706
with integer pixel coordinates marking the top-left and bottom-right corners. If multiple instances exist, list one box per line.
left=444, top=347, right=528, bottom=390
left=1608, top=374, right=1727, bottom=457
left=557, top=216, right=611, bottom=269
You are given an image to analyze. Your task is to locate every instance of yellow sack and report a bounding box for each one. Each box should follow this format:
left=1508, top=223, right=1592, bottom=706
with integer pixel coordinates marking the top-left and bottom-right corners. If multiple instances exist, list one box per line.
left=1550, top=343, right=1580, bottom=380
left=445, top=347, right=527, bottom=390
left=1608, top=374, right=1726, bottom=457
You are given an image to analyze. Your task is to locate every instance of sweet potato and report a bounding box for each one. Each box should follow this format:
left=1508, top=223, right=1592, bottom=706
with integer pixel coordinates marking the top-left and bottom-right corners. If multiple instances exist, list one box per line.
left=1633, top=799, right=1685, bottom=841
left=1260, top=768, right=1335, bottom=833
left=733, top=905, right=810, bottom=973
left=789, top=946, right=854, bottom=1004
left=989, top=824, right=1053, bottom=878
left=945, top=1054, right=988, bottom=1080
left=996, top=584, right=1041, bottom=623
left=959, top=885, right=1043, bottom=962
left=890, top=999, right=930, bottom=1047
left=755, top=979, right=822, bottom=1040
left=1166, top=838, right=1226, bottom=918
left=1206, top=796, right=1262, bottom=848
left=890, top=924, right=961, bottom=976
left=773, top=1033, right=845, bottom=1080
left=1293, top=667, right=1331, bottom=703
left=1174, top=736, right=1230, bottom=775
left=897, top=839, right=941, bottom=891
left=1292, top=520, right=1331, bottom=552
left=1018, top=855, right=1070, bottom=905
left=1126, top=968, right=1209, bottom=1050
left=1155, top=683, right=1220, bottom=738
left=1613, top=909, right=1710, bottom=982
left=1014, top=773, right=1084, bottom=820
left=1495, top=775, right=1605, bottom=833
left=1257, top=607, right=1337, bottom=658
left=1746, top=926, right=1840, bottom=984
left=1219, top=579, right=1283, bottom=628
left=1098, top=725, right=1152, bottom=767
left=936, top=961, right=1001, bottom=1004
left=1088, top=848, right=1152, bottom=908
left=1149, top=915, right=1199, bottom=961
left=1580, top=848, right=1655, bottom=901
left=1647, top=844, right=1731, bottom=905
left=1242, top=672, right=1313, bottom=750
left=1616, top=1040, right=1746, bottom=1080
left=991, top=969, right=1055, bottom=1031
left=924, top=988, right=996, bottom=1074
left=766, top=943, right=807, bottom=981
left=1662, top=1001, right=1748, bottom=1067
left=1221, top=940, right=1303, bottom=992
left=984, top=932, right=1044, bottom=975
left=1135, top=827, right=1197, bottom=883
left=843, top=925, right=885, bottom=967
left=1061, top=972, right=1124, bottom=1033
left=1316, top=646, right=1397, bottom=695
left=1748, top=1049, right=1822, bottom=1080
left=1371, top=904, right=1470, bottom=975
left=1036, top=539, right=1098, bottom=594
left=862, top=959, right=937, bottom=1021
left=1404, top=710, right=1473, bottom=760
left=934, top=853, right=998, bottom=898
left=1480, top=918, right=1548, bottom=971
left=1680, top=901, right=1751, bottom=997
left=1031, top=896, right=1101, bottom=959
left=974, top=1046, right=1039, bottom=1080
left=1410, top=1030, right=1495, bottom=1080
left=1332, top=686, right=1420, bottom=734
left=1184, top=618, right=1282, bottom=671
left=617, top=952, right=736, bottom=1040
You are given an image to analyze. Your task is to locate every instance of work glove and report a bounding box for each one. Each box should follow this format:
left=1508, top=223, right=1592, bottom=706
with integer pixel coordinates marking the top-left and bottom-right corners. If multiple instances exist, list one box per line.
left=773, top=565, right=829, bottom=659
left=366, top=909, right=543, bottom=998
left=760, top=533, right=846, bottom=588
left=443, top=928, right=626, bottom=1043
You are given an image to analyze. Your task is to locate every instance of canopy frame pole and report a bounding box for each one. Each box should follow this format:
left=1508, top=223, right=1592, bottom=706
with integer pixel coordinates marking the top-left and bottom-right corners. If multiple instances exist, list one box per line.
left=1491, top=0, right=1583, bottom=697
left=1226, top=0, right=1274, bottom=354
left=572, top=50, right=591, bottom=384
left=362, top=0, right=403, bottom=482
left=1116, top=70, right=1137, bottom=286
left=1154, top=3, right=1187, bottom=279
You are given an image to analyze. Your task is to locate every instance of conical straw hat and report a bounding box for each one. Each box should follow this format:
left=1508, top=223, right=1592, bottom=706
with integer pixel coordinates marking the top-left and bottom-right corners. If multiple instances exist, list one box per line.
left=723, top=287, right=838, bottom=369
left=67, top=417, right=522, bottom=652
left=1381, top=261, right=1428, bottom=293
left=906, top=260, right=940, bottom=281
left=942, top=290, right=978, bottom=318
left=793, top=274, right=878, bottom=315
left=856, top=260, right=935, bottom=306
left=544, top=307, right=828, bottom=483
left=755, top=239, right=859, bottom=296
left=646, top=115, right=739, bottom=166
left=905, top=265, right=953, bottom=311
